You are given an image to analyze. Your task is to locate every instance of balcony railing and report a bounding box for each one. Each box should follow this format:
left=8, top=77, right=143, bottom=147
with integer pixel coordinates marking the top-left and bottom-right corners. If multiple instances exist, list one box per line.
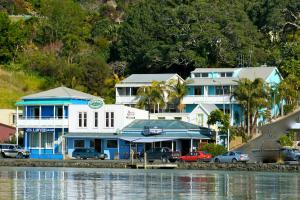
left=17, top=116, right=69, bottom=128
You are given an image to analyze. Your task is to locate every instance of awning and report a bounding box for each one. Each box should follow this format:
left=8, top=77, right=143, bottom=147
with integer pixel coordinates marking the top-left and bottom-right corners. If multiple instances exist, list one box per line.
left=119, top=137, right=175, bottom=143
left=64, top=132, right=118, bottom=138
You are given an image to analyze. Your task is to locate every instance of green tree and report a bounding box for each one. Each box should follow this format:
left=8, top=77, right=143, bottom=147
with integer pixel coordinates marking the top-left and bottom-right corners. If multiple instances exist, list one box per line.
left=231, top=78, right=271, bottom=137
left=200, top=143, right=227, bottom=157
left=279, top=131, right=295, bottom=147
left=117, top=0, right=265, bottom=76
left=166, top=77, right=187, bottom=112
left=207, top=110, right=230, bottom=133
left=136, top=81, right=166, bottom=117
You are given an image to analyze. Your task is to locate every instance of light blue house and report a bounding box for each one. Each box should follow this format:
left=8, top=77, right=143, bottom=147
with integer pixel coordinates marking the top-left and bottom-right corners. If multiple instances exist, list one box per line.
left=183, top=66, right=283, bottom=125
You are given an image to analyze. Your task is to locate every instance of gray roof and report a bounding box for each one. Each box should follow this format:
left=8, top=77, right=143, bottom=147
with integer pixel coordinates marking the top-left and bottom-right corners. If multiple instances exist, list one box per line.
left=22, top=86, right=101, bottom=100
left=188, top=67, right=278, bottom=85
left=120, top=74, right=180, bottom=83
left=200, top=104, right=219, bottom=114
left=123, top=119, right=203, bottom=130
left=187, top=77, right=239, bottom=86
left=192, top=68, right=238, bottom=73
left=237, top=67, right=277, bottom=80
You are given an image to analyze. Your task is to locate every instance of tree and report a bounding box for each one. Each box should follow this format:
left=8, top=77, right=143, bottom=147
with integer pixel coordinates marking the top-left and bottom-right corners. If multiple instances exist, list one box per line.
left=117, top=0, right=265, bottom=77
left=136, top=81, right=166, bottom=117
left=207, top=109, right=230, bottom=134
left=200, top=143, right=227, bottom=157
left=166, top=77, right=187, bottom=112
left=279, top=131, right=295, bottom=147
left=231, top=78, right=271, bottom=137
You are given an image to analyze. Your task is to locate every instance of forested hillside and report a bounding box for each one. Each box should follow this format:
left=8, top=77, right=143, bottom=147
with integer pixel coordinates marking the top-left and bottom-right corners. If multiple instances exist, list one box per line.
left=0, top=0, right=299, bottom=107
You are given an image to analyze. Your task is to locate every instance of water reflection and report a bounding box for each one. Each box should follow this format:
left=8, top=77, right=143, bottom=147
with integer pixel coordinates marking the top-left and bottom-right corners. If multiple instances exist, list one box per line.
left=0, top=167, right=299, bottom=200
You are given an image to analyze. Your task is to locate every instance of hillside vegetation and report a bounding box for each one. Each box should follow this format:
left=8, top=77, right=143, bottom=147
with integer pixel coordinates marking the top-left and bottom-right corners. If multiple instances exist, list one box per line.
left=0, top=67, right=46, bottom=108
left=0, top=0, right=299, bottom=107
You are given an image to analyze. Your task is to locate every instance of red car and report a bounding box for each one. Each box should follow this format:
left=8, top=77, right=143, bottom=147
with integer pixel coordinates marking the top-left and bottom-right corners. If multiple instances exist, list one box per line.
left=179, top=151, right=212, bottom=162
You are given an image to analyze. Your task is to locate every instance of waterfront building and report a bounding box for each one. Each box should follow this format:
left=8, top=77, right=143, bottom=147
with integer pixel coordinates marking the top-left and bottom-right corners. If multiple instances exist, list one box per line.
left=0, top=109, right=22, bottom=127
left=183, top=66, right=282, bottom=125
left=16, top=86, right=148, bottom=159
left=16, top=86, right=211, bottom=160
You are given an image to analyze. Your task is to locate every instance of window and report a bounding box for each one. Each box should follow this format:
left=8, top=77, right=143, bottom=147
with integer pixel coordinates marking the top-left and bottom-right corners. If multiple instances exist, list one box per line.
left=94, top=112, right=98, bottom=128
left=216, top=86, right=230, bottom=95
left=55, top=106, right=63, bottom=118
left=201, top=73, right=208, bottom=77
left=74, top=140, right=85, bottom=148
left=78, top=112, right=87, bottom=128
left=174, top=117, right=182, bottom=120
left=31, top=107, right=40, bottom=119
left=194, top=73, right=200, bottom=77
left=29, top=133, right=39, bottom=147
left=132, top=87, right=138, bottom=95
left=41, top=132, right=53, bottom=148
left=107, top=140, right=118, bottom=148
left=105, top=112, right=114, bottom=128
left=125, top=87, right=131, bottom=95
left=194, top=86, right=203, bottom=95
left=158, top=117, right=165, bottom=119
left=220, top=72, right=233, bottom=77
left=90, top=140, right=95, bottom=148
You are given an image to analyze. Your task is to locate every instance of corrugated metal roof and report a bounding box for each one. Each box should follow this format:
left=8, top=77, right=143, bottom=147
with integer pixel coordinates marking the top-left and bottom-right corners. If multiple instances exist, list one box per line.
left=123, top=119, right=202, bottom=130
left=186, top=77, right=239, bottom=86
left=237, top=67, right=277, bottom=80
left=22, top=86, right=101, bottom=100
left=121, top=74, right=179, bottom=83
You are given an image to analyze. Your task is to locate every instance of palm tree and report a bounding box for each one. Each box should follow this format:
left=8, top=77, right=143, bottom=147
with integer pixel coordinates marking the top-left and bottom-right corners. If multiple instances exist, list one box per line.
left=231, top=78, right=271, bottom=137
left=166, top=77, right=188, bottom=112
left=136, top=81, right=166, bottom=118
left=277, top=74, right=300, bottom=115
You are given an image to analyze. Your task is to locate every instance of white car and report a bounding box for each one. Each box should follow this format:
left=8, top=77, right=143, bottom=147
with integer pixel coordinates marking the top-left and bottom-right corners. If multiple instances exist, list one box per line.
left=213, top=151, right=249, bottom=163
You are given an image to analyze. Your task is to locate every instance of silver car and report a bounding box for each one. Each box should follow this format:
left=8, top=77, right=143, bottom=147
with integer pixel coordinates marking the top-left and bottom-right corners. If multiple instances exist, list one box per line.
left=213, top=151, right=249, bottom=163
left=0, top=144, right=19, bottom=158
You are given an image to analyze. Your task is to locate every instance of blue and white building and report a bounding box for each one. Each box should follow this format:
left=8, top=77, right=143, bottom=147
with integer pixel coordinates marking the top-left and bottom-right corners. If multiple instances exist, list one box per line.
left=183, top=66, right=283, bottom=125
left=16, top=86, right=148, bottom=159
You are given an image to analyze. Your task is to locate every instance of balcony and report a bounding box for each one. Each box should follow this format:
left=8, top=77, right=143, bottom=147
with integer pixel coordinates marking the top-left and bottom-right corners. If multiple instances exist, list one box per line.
left=183, top=95, right=233, bottom=104
left=115, top=95, right=139, bottom=104
left=17, top=116, right=69, bottom=128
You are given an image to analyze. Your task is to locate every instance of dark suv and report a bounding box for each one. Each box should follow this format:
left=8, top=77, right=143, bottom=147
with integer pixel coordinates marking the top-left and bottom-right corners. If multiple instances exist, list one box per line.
left=142, top=147, right=180, bottom=163
left=72, top=148, right=107, bottom=160
left=280, top=148, right=300, bottom=162
left=0, top=144, right=19, bottom=158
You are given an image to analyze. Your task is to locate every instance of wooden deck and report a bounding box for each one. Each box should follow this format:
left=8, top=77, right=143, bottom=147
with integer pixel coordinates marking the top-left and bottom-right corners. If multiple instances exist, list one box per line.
left=126, top=163, right=178, bottom=169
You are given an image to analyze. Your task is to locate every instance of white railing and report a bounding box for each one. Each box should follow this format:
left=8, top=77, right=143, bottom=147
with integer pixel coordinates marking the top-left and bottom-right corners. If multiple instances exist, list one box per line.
left=182, top=95, right=233, bottom=104
left=17, top=117, right=68, bottom=128
left=115, top=96, right=139, bottom=104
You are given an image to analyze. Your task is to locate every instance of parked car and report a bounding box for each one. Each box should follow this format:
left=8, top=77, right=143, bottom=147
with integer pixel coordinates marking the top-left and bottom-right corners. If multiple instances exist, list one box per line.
left=179, top=151, right=212, bottom=162
left=213, top=151, right=249, bottom=163
left=141, top=147, right=180, bottom=163
left=280, top=147, right=300, bottom=162
left=14, top=145, right=30, bottom=159
left=0, top=144, right=19, bottom=158
left=72, top=148, right=107, bottom=160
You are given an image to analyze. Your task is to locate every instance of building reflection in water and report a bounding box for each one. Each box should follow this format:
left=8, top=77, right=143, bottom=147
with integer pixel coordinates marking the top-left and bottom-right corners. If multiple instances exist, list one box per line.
left=0, top=168, right=300, bottom=200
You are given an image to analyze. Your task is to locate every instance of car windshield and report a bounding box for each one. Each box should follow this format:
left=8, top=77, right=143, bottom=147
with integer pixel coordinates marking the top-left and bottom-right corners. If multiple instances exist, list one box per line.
left=235, top=152, right=242, bottom=154
left=293, top=149, right=300, bottom=153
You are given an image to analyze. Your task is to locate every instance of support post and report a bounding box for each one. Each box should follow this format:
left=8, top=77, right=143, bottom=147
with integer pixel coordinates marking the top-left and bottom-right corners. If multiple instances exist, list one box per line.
left=39, top=131, right=41, bottom=155
left=171, top=141, right=174, bottom=151
left=62, top=105, right=65, bottom=159
left=190, top=139, right=193, bottom=152
left=144, top=152, right=147, bottom=169
left=227, top=129, right=230, bottom=151
left=16, top=106, right=19, bottom=145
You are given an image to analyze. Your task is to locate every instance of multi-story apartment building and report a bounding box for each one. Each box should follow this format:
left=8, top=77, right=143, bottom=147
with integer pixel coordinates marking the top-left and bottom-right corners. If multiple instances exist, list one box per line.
left=183, top=66, right=283, bottom=125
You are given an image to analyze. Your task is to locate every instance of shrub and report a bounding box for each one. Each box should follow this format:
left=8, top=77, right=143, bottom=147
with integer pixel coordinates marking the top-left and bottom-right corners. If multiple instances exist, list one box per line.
left=200, top=143, right=227, bottom=157
left=278, top=131, right=295, bottom=147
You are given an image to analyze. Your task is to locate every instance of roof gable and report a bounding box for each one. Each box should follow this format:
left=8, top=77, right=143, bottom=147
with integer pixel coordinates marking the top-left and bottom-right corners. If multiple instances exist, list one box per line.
left=22, top=86, right=101, bottom=100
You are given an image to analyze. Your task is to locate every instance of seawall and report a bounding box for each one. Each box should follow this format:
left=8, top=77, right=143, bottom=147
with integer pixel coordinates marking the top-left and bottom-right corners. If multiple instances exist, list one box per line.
left=1, top=159, right=300, bottom=172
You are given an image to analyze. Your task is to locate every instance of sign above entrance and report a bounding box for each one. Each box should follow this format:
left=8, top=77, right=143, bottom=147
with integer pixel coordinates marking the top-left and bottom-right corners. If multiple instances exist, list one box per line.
left=25, top=128, right=55, bottom=133
left=88, top=99, right=104, bottom=109
left=126, top=111, right=135, bottom=119
left=143, top=126, right=164, bottom=136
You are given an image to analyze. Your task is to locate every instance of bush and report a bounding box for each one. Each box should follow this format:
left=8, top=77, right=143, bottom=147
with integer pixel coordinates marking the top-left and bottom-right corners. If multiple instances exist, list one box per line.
left=200, top=143, right=227, bottom=157
left=278, top=131, right=295, bottom=147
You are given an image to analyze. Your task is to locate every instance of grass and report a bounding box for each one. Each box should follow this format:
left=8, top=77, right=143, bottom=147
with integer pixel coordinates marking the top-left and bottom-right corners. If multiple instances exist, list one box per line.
left=0, top=67, right=48, bottom=108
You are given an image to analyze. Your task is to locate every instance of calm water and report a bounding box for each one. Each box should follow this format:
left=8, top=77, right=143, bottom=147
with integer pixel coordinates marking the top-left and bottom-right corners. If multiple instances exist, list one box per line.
left=0, top=167, right=299, bottom=200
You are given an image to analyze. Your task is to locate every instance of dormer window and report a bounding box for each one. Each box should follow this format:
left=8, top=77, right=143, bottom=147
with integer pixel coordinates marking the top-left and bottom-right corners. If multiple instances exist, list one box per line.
left=220, top=72, right=233, bottom=77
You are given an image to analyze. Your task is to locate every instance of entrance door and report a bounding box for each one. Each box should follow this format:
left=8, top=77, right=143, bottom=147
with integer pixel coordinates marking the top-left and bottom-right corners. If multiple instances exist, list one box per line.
left=95, top=139, right=102, bottom=153
left=145, top=143, right=152, bottom=151
left=181, top=140, right=191, bottom=156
